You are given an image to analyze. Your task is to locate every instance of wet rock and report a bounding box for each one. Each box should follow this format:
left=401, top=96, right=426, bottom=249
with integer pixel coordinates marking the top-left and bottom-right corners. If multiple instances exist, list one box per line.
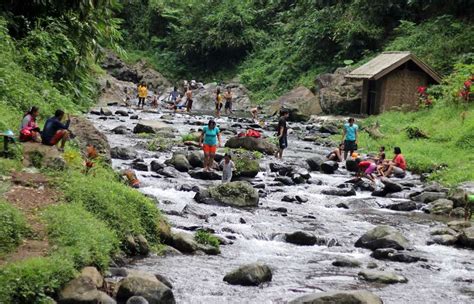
left=332, top=258, right=361, bottom=268
left=387, top=201, right=417, bottom=211
left=447, top=220, right=472, bottom=231
left=282, top=195, right=297, bottom=202
left=321, top=187, right=356, bottom=197
left=430, top=234, right=459, bottom=246
left=187, top=151, right=204, bottom=168
left=182, top=204, right=214, bottom=220
left=188, top=169, right=221, bottom=180
left=112, top=125, right=129, bottom=134
left=412, top=191, right=447, bottom=203
left=285, top=231, right=317, bottom=246
left=336, top=202, right=349, bottom=209
left=150, top=160, right=165, bottom=173
left=270, top=162, right=292, bottom=173
left=448, top=188, right=467, bottom=208
left=381, top=178, right=403, bottom=193
left=225, top=136, right=277, bottom=155
left=130, top=115, right=139, bottom=120
left=423, top=199, right=453, bottom=215
left=370, top=248, right=397, bottom=259
left=234, top=157, right=260, bottom=178
left=367, top=262, right=378, bottom=269
left=195, top=181, right=259, bottom=207
left=111, top=147, right=137, bottom=160
left=166, top=153, right=192, bottom=172
left=127, top=296, right=149, bottom=304
left=223, top=263, right=272, bottom=286
left=100, top=107, right=113, bottom=116
left=352, top=180, right=376, bottom=192
left=430, top=227, right=459, bottom=236
left=58, top=276, right=115, bottom=304
left=371, top=189, right=388, bottom=197
left=115, top=109, right=129, bottom=116
left=355, top=225, right=409, bottom=250
left=423, top=182, right=449, bottom=193
left=296, top=195, right=308, bottom=203
left=80, top=266, right=103, bottom=288
left=321, top=161, right=338, bottom=174
left=116, top=276, right=175, bottom=304
left=155, top=274, right=173, bottom=289
left=272, top=207, right=288, bottom=213
left=133, top=120, right=176, bottom=134
left=90, top=109, right=101, bottom=115
left=451, top=207, right=465, bottom=218
left=459, top=227, right=474, bottom=249
left=306, top=155, right=325, bottom=171
left=320, top=123, right=339, bottom=135
left=275, top=176, right=295, bottom=186
left=289, top=290, right=382, bottom=304
left=157, top=167, right=181, bottom=178
left=345, top=159, right=359, bottom=172
left=132, top=162, right=148, bottom=171
left=371, top=249, right=425, bottom=263
left=170, top=231, right=218, bottom=255
left=358, top=270, right=408, bottom=284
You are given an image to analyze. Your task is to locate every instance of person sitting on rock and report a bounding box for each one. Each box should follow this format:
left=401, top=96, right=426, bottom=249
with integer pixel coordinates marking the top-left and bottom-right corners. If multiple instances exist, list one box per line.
left=41, top=109, right=70, bottom=152
left=383, top=147, right=406, bottom=178
left=199, top=119, right=222, bottom=171
left=19, top=106, right=41, bottom=143
left=220, top=153, right=235, bottom=183
left=327, top=143, right=343, bottom=162
left=376, top=146, right=386, bottom=164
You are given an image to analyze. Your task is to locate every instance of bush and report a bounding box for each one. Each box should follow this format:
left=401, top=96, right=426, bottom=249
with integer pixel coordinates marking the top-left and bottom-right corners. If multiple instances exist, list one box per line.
left=42, top=204, right=119, bottom=270
left=195, top=230, right=220, bottom=249
left=0, top=256, right=76, bottom=303
left=0, top=201, right=29, bottom=257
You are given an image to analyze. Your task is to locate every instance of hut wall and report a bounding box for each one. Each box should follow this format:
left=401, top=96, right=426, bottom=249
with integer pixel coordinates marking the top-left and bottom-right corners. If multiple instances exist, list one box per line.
left=360, top=80, right=369, bottom=114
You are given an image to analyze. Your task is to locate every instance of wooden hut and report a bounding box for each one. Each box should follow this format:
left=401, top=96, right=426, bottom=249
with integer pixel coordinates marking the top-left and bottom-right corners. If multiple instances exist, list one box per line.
left=345, top=52, right=442, bottom=115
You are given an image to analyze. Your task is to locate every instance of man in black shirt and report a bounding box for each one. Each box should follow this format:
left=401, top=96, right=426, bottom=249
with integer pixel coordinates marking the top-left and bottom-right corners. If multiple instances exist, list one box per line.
left=276, top=109, right=289, bottom=159
left=42, top=109, right=70, bottom=151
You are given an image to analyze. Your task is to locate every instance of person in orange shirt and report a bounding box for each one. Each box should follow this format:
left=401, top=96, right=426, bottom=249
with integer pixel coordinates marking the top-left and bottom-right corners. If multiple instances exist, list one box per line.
left=384, top=147, right=406, bottom=178
left=215, top=88, right=223, bottom=118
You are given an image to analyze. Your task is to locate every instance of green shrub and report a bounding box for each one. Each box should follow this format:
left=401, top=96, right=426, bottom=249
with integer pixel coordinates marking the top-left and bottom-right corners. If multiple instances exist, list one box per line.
left=0, top=201, right=29, bottom=256
left=181, top=133, right=200, bottom=142
left=0, top=255, right=76, bottom=303
left=42, top=204, right=119, bottom=270
left=195, top=230, right=220, bottom=249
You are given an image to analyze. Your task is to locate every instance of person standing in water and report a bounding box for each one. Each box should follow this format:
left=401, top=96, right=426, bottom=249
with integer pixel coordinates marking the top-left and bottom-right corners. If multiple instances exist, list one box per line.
left=137, top=82, right=148, bottom=109
left=220, top=153, right=235, bottom=183
left=185, top=86, right=193, bottom=112
left=276, top=109, right=289, bottom=159
left=224, top=87, right=233, bottom=115
left=215, top=88, right=223, bottom=117
left=341, top=117, right=358, bottom=160
left=199, top=119, right=222, bottom=171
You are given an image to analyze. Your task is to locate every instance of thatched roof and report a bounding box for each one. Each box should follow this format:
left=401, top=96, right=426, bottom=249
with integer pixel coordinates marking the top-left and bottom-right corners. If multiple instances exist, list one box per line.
left=346, top=52, right=442, bottom=83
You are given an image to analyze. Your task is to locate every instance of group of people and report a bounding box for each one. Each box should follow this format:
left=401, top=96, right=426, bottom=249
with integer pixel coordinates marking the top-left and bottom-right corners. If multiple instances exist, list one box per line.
left=325, top=117, right=407, bottom=183
left=19, top=107, right=71, bottom=151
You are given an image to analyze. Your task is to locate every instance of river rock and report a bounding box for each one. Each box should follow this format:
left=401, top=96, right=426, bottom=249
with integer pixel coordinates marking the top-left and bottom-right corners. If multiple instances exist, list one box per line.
left=223, top=263, right=272, bottom=286
left=80, top=267, right=103, bottom=288
left=150, top=160, right=165, bottom=172
left=111, top=147, right=137, bottom=160
left=166, top=153, right=192, bottom=172
left=132, top=162, right=148, bottom=171
left=459, top=227, right=474, bottom=249
left=346, top=159, right=359, bottom=172
left=423, top=182, right=449, bottom=193
left=447, top=220, right=472, bottom=231
left=381, top=178, right=403, bottom=193
left=225, top=136, right=277, bottom=155
left=285, top=231, right=318, bottom=246
left=412, top=191, right=447, bottom=203
left=112, top=125, right=129, bottom=134
left=289, top=290, right=382, bottom=304
left=234, top=157, right=259, bottom=178
left=157, top=167, right=181, bottom=178
left=116, top=276, right=175, bottom=304
left=321, top=187, right=356, bottom=197
left=423, top=199, right=453, bottom=215
left=270, top=162, right=292, bottom=173
left=332, top=258, right=361, bottom=268
left=155, top=274, right=173, bottom=289
left=371, top=249, right=424, bottom=263
left=430, top=234, right=459, bottom=246
left=268, top=86, right=321, bottom=121
left=358, top=270, right=408, bottom=284
left=195, top=181, right=259, bottom=207
left=100, top=107, right=113, bottom=116
left=275, top=176, right=295, bottom=186
left=188, top=169, right=221, bottom=180
left=355, top=225, right=409, bottom=250
left=115, top=109, right=129, bottom=116
left=127, top=296, right=149, bottom=304
left=170, top=231, right=218, bottom=255
left=387, top=201, right=417, bottom=211
left=133, top=120, right=176, bottom=134
left=282, top=195, right=297, bottom=203
left=187, top=151, right=204, bottom=168
left=182, top=204, right=214, bottom=220
left=70, top=116, right=112, bottom=162
left=306, top=155, right=325, bottom=171
left=321, top=161, right=338, bottom=174
left=58, top=276, right=115, bottom=304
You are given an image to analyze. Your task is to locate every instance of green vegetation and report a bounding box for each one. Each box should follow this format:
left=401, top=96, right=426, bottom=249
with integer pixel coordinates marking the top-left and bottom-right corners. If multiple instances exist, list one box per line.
left=195, top=230, right=220, bottom=249
left=0, top=201, right=29, bottom=257
left=181, top=133, right=200, bottom=142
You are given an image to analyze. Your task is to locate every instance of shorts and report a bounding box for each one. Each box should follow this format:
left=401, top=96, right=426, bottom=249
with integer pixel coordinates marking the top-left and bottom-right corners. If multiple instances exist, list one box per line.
left=203, top=144, right=217, bottom=154
left=365, top=163, right=377, bottom=175
left=215, top=102, right=223, bottom=111
left=224, top=100, right=232, bottom=110
left=47, top=130, right=67, bottom=146
left=279, top=136, right=288, bottom=149
left=186, top=99, right=193, bottom=111
left=393, top=166, right=406, bottom=177
left=344, top=140, right=357, bottom=152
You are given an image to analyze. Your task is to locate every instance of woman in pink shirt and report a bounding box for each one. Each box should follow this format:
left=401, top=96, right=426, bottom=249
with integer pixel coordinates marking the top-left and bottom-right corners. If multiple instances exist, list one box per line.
left=19, top=106, right=41, bottom=142
left=384, top=147, right=406, bottom=177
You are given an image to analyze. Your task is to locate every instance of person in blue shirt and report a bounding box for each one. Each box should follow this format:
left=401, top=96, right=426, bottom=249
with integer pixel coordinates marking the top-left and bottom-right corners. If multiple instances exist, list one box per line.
left=199, top=119, right=222, bottom=171
left=42, top=109, right=70, bottom=152
left=341, top=117, right=358, bottom=160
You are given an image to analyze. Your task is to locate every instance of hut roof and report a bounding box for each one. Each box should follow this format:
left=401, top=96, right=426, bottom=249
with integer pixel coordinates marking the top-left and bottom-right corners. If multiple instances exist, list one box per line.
left=345, top=51, right=442, bottom=83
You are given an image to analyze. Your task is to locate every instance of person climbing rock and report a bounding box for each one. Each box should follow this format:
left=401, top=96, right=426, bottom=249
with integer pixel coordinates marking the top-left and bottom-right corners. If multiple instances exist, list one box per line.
left=215, top=88, right=223, bottom=118
left=276, top=109, right=289, bottom=159
left=220, top=153, right=235, bottom=183
left=19, top=106, right=41, bottom=142
left=185, top=86, right=193, bottom=112
left=341, top=117, right=358, bottom=160
left=41, top=109, right=71, bottom=152
left=199, top=119, right=222, bottom=171
left=137, top=82, right=148, bottom=109
left=224, top=87, right=233, bottom=115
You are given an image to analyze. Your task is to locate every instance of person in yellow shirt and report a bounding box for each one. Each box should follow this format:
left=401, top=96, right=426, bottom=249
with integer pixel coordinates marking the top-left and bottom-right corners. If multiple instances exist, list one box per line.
left=215, top=88, right=223, bottom=118
left=137, top=82, right=148, bottom=109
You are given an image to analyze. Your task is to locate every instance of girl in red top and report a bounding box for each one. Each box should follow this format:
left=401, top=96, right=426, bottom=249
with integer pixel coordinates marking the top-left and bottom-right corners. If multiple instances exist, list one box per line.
left=384, top=147, right=406, bottom=178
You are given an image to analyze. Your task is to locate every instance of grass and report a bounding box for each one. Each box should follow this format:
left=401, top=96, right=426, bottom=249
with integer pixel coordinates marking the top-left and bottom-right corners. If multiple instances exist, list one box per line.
left=0, top=201, right=30, bottom=257
left=358, top=102, right=474, bottom=186
left=194, top=230, right=220, bottom=249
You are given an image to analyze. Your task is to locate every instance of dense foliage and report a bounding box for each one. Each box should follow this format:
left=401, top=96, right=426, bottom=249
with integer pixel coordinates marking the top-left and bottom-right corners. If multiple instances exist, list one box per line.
left=0, top=201, right=29, bottom=257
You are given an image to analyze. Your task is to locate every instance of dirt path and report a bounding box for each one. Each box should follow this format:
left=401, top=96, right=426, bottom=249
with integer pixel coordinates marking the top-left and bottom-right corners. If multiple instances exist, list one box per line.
left=0, top=172, right=60, bottom=265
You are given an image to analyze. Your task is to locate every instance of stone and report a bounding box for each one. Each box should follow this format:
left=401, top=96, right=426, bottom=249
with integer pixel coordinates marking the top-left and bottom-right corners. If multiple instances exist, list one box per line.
left=412, top=191, right=447, bottom=203
left=223, top=263, right=272, bottom=286
left=224, top=136, right=277, bottom=155
left=371, top=249, right=424, bottom=263
left=115, top=109, right=129, bottom=116
left=155, top=274, right=173, bottom=289
left=70, top=116, right=111, bottom=162
left=111, top=147, right=137, bottom=160
left=270, top=162, right=292, bottom=173
left=182, top=204, right=214, bottom=220
left=430, top=234, right=459, bottom=246
left=381, top=178, right=403, bottom=193
left=447, top=220, right=472, bottom=231
left=289, top=290, right=382, bottom=304
left=112, top=125, right=128, bottom=134
left=22, top=142, right=66, bottom=170
left=267, top=86, right=321, bottom=121
left=321, top=187, right=356, bottom=197
left=423, top=199, right=453, bottom=215
left=157, top=167, right=181, bottom=178
left=233, top=157, right=260, bottom=178
left=387, top=201, right=417, bottom=211
left=187, top=151, right=204, bottom=168
left=195, top=182, right=259, bottom=208
left=136, top=234, right=150, bottom=256
left=275, top=176, right=295, bottom=186
left=306, top=155, right=325, bottom=171
left=150, top=160, right=165, bottom=173
left=166, top=153, right=192, bottom=172
left=358, top=270, right=408, bottom=284
left=319, top=123, right=339, bottom=134
left=133, top=120, right=176, bottom=134
left=459, top=227, right=474, bottom=249
left=188, top=169, right=221, bottom=180
left=100, top=107, right=113, bottom=116
left=285, top=231, right=317, bottom=246
left=371, top=189, right=388, bottom=197
left=127, top=296, right=149, bottom=304
left=320, top=161, right=338, bottom=174
left=430, top=227, right=459, bottom=236
left=332, top=258, right=361, bottom=268
left=272, top=207, right=288, bottom=213
left=355, top=225, right=409, bottom=250
left=451, top=207, right=465, bottom=218
left=423, top=182, right=449, bottom=193
left=116, top=276, right=175, bottom=304
left=58, top=276, right=115, bottom=304
left=80, top=267, right=103, bottom=288
left=132, top=162, right=148, bottom=171
left=282, top=195, right=297, bottom=203
left=345, top=159, right=359, bottom=172
left=295, top=195, right=308, bottom=203
left=336, top=202, right=349, bottom=209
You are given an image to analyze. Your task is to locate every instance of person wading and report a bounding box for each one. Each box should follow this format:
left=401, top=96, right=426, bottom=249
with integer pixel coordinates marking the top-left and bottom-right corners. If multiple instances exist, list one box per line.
left=276, top=109, right=289, bottom=159
left=185, top=86, right=193, bottom=112
left=224, top=87, right=233, bottom=115
left=215, top=88, right=223, bottom=118
left=341, top=117, right=358, bottom=160
left=199, top=119, right=222, bottom=171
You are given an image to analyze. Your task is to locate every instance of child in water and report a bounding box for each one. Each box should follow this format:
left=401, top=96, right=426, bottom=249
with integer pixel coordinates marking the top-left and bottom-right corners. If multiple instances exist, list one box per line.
left=220, top=153, right=235, bottom=183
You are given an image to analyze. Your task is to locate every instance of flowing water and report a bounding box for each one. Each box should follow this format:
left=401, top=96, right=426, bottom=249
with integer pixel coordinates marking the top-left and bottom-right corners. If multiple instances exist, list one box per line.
left=88, top=107, right=473, bottom=304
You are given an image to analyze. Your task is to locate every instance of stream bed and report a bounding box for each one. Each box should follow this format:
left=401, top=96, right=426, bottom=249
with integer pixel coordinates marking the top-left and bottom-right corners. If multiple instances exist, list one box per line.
left=88, top=107, right=473, bottom=304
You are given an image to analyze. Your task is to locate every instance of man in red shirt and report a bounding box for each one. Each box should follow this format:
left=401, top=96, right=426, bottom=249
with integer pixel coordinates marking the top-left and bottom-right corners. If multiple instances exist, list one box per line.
left=384, top=147, right=406, bottom=178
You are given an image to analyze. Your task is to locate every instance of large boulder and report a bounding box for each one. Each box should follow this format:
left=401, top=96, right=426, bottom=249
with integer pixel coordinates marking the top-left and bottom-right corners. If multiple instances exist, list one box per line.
left=80, top=267, right=103, bottom=288
left=321, top=187, right=356, bottom=197
left=187, top=151, right=204, bottom=168
left=423, top=199, right=453, bottom=215
left=170, top=231, right=219, bottom=255
left=411, top=191, right=447, bottom=203
left=22, top=142, right=66, bottom=170
left=223, top=263, right=272, bottom=286
left=188, top=169, right=221, bottom=180
left=233, top=156, right=260, bottom=178
left=116, top=276, right=175, bottom=304
left=289, top=290, right=383, bottom=304
left=316, top=67, right=362, bottom=114
left=358, top=270, right=408, bottom=284
left=70, top=116, right=111, bottom=162
left=285, top=231, right=318, bottom=246
left=306, top=155, right=325, bottom=171
left=111, top=146, right=137, bottom=160
left=194, top=182, right=259, bottom=207
left=355, top=225, right=409, bottom=250
left=459, top=227, right=474, bottom=249
left=321, top=161, right=338, bottom=174
left=268, top=86, right=322, bottom=122
left=387, top=201, right=417, bottom=211
left=165, top=152, right=192, bottom=172
left=58, top=276, right=115, bottom=304
left=225, top=136, right=277, bottom=155
left=381, top=178, right=403, bottom=193
left=133, top=120, right=176, bottom=134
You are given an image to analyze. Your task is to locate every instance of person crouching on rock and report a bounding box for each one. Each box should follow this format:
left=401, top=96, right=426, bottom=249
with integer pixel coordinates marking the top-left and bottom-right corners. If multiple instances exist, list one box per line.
left=19, top=106, right=42, bottom=143
left=121, top=169, right=140, bottom=188
left=220, top=153, right=235, bottom=183
left=356, top=158, right=377, bottom=183
left=41, top=109, right=70, bottom=152
left=326, top=142, right=344, bottom=162
left=199, top=119, right=222, bottom=172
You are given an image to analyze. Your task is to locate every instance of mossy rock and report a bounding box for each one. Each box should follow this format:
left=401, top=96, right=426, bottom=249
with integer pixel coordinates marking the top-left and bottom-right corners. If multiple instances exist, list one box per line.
left=205, top=181, right=259, bottom=207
